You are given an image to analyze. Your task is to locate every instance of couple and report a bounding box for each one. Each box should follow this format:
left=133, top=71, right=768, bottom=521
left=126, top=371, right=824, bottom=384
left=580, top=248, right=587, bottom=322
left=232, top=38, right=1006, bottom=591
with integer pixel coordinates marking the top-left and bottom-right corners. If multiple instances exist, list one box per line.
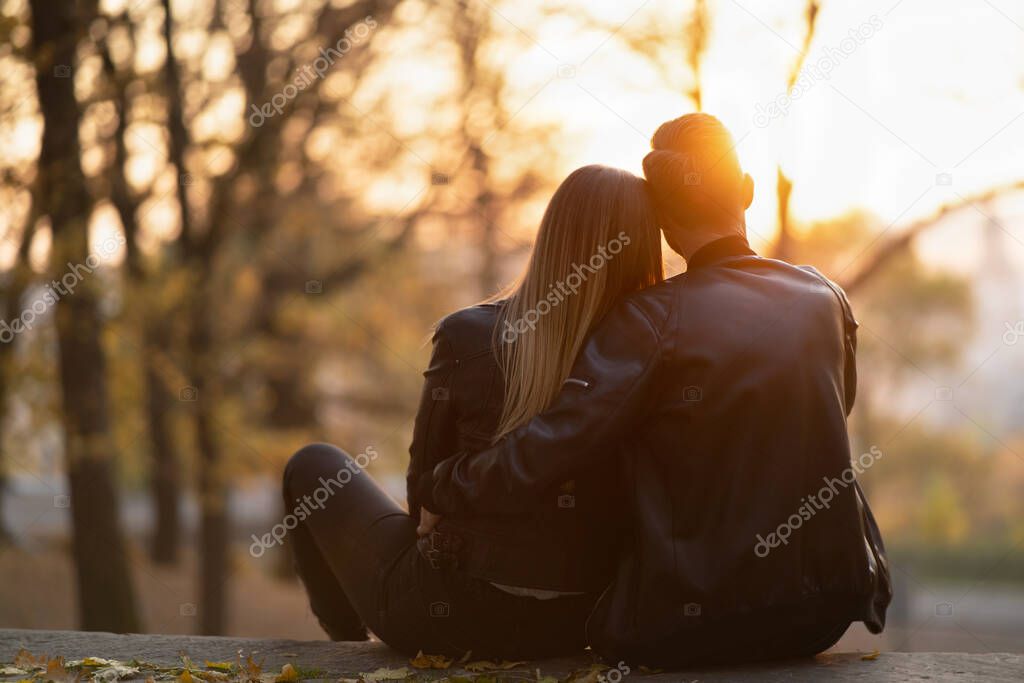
left=282, top=113, right=892, bottom=667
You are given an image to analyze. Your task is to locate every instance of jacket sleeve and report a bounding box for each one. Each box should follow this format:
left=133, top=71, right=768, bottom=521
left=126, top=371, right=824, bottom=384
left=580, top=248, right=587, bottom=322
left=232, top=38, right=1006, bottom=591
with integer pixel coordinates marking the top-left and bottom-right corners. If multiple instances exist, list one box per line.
left=827, top=279, right=859, bottom=415
left=406, top=325, right=459, bottom=522
left=843, top=307, right=858, bottom=416
left=418, top=299, right=664, bottom=517
left=800, top=266, right=858, bottom=416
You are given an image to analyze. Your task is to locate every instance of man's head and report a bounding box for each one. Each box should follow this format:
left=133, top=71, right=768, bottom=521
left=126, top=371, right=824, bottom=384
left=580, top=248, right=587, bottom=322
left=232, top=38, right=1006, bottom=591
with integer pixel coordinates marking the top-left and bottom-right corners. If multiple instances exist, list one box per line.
left=642, top=113, right=754, bottom=258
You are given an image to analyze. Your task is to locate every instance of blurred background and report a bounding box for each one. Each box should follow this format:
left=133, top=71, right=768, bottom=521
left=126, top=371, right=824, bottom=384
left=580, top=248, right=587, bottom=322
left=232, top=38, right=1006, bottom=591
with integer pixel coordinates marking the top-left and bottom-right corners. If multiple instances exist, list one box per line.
left=1, top=0, right=1023, bottom=654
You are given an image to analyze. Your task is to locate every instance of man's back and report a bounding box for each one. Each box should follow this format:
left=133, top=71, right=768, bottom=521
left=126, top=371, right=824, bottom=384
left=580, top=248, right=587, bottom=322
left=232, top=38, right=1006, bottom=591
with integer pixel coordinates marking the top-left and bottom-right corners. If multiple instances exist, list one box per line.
left=587, top=237, right=891, bottom=664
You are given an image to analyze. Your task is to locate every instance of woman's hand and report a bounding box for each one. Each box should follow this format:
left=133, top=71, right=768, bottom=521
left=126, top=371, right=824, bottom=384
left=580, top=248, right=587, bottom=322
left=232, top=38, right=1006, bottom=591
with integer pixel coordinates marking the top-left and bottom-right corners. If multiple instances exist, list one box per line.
left=417, top=509, right=442, bottom=536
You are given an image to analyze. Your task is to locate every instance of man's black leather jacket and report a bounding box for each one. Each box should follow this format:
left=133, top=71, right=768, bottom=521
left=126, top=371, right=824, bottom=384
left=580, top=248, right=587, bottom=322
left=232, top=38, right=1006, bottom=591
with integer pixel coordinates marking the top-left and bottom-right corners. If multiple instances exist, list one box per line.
left=418, top=236, right=892, bottom=664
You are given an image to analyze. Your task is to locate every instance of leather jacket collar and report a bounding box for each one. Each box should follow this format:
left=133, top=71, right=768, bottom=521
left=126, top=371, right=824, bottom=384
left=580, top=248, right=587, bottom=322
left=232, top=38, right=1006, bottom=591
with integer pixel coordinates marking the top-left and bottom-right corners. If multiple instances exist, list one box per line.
left=686, top=234, right=756, bottom=271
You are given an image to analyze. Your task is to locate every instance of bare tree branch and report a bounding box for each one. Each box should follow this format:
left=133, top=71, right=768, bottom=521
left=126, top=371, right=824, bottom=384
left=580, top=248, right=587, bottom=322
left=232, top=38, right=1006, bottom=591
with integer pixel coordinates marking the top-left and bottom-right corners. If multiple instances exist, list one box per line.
left=840, top=180, right=1024, bottom=293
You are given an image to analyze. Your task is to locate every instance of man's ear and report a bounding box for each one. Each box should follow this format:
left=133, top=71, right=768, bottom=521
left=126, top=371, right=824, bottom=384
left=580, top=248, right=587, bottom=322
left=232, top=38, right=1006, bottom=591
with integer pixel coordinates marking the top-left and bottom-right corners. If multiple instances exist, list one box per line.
left=741, top=173, right=754, bottom=210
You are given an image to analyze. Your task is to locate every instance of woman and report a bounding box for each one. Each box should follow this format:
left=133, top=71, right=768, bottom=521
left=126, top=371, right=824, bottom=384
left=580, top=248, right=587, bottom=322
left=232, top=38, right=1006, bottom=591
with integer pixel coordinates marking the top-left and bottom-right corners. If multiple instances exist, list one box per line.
left=283, top=165, right=664, bottom=659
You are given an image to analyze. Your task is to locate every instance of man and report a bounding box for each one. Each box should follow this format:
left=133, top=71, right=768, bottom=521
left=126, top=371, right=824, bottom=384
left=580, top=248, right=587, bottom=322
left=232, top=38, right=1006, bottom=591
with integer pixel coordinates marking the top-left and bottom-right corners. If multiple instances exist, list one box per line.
left=416, top=113, right=891, bottom=667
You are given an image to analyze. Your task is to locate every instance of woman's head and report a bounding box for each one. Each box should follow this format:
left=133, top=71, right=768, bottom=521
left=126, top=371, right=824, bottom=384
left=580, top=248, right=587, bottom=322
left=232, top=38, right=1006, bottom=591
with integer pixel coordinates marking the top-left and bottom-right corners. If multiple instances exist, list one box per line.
left=642, top=113, right=753, bottom=252
left=493, top=164, right=663, bottom=440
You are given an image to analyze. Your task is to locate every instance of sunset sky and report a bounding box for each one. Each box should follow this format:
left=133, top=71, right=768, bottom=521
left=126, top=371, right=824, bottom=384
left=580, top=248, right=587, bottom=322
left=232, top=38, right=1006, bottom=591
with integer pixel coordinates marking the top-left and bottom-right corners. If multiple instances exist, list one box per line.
left=3, top=0, right=1023, bottom=278
left=360, top=0, right=1024, bottom=275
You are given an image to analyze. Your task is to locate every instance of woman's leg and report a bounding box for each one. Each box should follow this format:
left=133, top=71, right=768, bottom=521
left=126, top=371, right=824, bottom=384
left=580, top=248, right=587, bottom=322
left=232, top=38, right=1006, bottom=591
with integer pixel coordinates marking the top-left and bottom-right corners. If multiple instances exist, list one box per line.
left=282, top=443, right=417, bottom=642
left=282, top=442, right=597, bottom=658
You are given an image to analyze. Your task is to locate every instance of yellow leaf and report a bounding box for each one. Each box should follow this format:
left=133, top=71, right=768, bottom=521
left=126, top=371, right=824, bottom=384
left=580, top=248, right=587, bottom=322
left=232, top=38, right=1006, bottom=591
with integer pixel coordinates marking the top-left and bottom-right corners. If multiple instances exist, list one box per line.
left=860, top=650, right=881, bottom=661
left=204, top=661, right=234, bottom=673
left=409, top=651, right=452, bottom=670
left=81, top=658, right=113, bottom=667
left=274, top=664, right=299, bottom=682
left=179, top=670, right=194, bottom=683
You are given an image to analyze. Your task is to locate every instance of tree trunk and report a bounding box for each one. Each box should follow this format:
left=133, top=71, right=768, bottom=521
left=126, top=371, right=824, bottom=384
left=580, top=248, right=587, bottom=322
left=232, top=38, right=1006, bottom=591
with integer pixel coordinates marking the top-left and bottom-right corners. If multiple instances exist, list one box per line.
left=144, top=316, right=181, bottom=565
left=0, top=284, right=23, bottom=547
left=159, top=0, right=229, bottom=632
left=189, top=287, right=229, bottom=635
left=773, top=166, right=794, bottom=260
left=100, top=15, right=184, bottom=565
left=29, top=0, right=140, bottom=632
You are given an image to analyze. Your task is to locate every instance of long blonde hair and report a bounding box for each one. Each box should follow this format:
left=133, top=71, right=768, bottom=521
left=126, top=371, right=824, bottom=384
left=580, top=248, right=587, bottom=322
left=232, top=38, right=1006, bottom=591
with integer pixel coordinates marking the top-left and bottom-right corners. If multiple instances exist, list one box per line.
left=491, top=165, right=664, bottom=441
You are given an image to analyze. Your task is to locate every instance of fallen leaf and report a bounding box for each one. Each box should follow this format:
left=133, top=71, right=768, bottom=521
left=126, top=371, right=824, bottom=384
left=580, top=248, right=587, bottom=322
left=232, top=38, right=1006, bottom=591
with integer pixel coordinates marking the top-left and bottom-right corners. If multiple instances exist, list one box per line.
left=43, top=657, right=77, bottom=683
left=178, top=670, right=194, bottom=683
left=236, top=652, right=263, bottom=682
left=13, top=650, right=46, bottom=671
left=860, top=650, right=880, bottom=661
left=93, top=662, right=141, bottom=681
left=409, top=652, right=452, bottom=670
left=360, top=667, right=410, bottom=681
left=273, top=664, right=299, bottom=683
left=565, top=664, right=609, bottom=683
left=203, top=662, right=233, bottom=673
left=0, top=668, right=28, bottom=677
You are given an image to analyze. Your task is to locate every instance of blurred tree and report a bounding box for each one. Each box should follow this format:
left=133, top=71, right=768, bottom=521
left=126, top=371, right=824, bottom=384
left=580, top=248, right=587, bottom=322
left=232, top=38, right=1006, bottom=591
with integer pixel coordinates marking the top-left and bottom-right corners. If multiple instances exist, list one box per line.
left=772, top=0, right=818, bottom=261
left=154, top=0, right=409, bottom=634
left=88, top=1, right=184, bottom=567
left=28, top=0, right=140, bottom=632
left=0, top=206, right=34, bottom=547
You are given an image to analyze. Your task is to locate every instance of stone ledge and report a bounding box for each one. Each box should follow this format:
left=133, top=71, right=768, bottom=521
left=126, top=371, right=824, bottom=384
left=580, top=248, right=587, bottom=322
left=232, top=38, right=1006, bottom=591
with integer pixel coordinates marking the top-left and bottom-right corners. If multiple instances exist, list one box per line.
left=2, top=629, right=1022, bottom=682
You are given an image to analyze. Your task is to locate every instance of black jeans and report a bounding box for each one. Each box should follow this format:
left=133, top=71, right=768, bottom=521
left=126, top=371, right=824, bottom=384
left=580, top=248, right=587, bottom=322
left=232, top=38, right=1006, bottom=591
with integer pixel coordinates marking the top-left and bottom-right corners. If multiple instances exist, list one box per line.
left=282, top=443, right=597, bottom=659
